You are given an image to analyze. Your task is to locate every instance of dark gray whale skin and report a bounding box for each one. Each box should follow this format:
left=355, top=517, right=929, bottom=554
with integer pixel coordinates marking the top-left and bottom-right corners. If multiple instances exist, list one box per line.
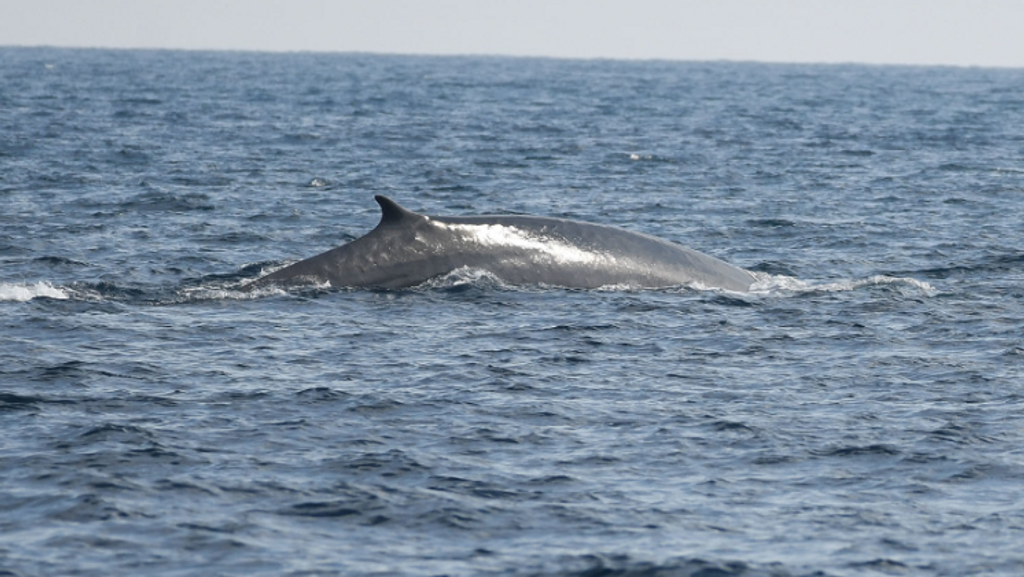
left=245, top=196, right=755, bottom=292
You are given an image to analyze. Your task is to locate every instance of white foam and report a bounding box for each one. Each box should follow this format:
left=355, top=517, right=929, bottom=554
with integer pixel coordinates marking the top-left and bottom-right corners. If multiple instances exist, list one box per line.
left=0, top=281, right=70, bottom=302
left=747, top=272, right=936, bottom=296
left=174, top=287, right=258, bottom=302
left=841, top=275, right=936, bottom=294
left=174, top=279, right=323, bottom=302
left=418, top=266, right=510, bottom=290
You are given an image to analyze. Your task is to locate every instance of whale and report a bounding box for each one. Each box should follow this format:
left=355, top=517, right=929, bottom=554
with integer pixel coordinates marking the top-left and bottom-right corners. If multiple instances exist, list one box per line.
left=244, top=196, right=755, bottom=292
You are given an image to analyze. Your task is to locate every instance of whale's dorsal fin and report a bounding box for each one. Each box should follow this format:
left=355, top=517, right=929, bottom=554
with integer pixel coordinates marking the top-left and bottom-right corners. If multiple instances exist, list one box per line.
left=375, top=195, right=422, bottom=226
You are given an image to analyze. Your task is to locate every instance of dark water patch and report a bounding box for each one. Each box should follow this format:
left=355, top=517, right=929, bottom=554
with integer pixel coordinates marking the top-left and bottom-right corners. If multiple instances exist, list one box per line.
left=125, top=190, right=215, bottom=212
left=945, top=464, right=998, bottom=483
left=428, top=475, right=523, bottom=501
left=50, top=493, right=141, bottom=523
left=153, top=479, right=218, bottom=496
left=926, top=422, right=997, bottom=446
left=346, top=396, right=407, bottom=414
left=540, top=354, right=592, bottom=365
left=78, top=423, right=157, bottom=443
left=538, top=555, right=788, bottom=577
left=0, top=391, right=76, bottom=411
left=748, top=261, right=799, bottom=276
left=0, top=239, right=29, bottom=256
left=87, top=478, right=144, bottom=493
left=0, top=392, right=44, bottom=410
left=295, top=386, right=353, bottom=402
left=848, top=558, right=911, bottom=572
left=274, top=132, right=328, bottom=145
left=815, top=444, right=902, bottom=458
left=167, top=174, right=234, bottom=187
left=33, top=255, right=90, bottom=268
left=710, top=420, right=757, bottom=433
left=109, top=145, right=152, bottom=164
left=542, top=323, right=620, bottom=333
left=708, top=294, right=757, bottom=308
left=937, top=163, right=977, bottom=172
left=528, top=475, right=577, bottom=486
left=31, top=360, right=91, bottom=384
left=418, top=507, right=488, bottom=530
left=327, top=450, right=428, bottom=479
left=746, top=218, right=799, bottom=229
left=283, top=501, right=363, bottom=518
left=115, top=96, right=163, bottom=106
left=277, top=482, right=390, bottom=521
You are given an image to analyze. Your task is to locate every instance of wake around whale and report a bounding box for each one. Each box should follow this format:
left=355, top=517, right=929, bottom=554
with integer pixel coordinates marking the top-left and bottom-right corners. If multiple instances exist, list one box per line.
left=245, top=196, right=755, bottom=292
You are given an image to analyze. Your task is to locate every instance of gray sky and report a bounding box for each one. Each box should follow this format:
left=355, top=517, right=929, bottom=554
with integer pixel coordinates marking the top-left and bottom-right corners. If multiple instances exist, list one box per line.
left=3, top=0, right=1022, bottom=67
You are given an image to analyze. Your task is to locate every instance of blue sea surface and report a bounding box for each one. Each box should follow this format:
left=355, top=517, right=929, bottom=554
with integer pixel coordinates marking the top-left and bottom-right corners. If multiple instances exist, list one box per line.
left=2, top=47, right=1024, bottom=576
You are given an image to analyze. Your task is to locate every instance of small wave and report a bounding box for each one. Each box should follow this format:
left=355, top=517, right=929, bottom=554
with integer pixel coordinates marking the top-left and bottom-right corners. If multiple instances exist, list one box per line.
left=173, top=261, right=335, bottom=302
left=748, top=272, right=936, bottom=296
left=174, top=284, right=290, bottom=302
left=418, top=267, right=512, bottom=291
left=66, top=281, right=154, bottom=303
left=0, top=281, right=70, bottom=302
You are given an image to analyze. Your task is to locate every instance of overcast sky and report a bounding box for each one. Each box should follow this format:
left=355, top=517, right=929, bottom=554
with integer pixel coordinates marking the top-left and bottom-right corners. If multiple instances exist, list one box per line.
left=2, top=0, right=1022, bottom=68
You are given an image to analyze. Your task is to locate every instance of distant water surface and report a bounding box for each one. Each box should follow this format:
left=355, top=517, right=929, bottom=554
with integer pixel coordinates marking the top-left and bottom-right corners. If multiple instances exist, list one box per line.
left=2, top=47, right=1024, bottom=576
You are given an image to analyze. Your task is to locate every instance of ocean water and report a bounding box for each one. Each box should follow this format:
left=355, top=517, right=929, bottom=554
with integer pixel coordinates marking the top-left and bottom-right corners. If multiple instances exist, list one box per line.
left=2, top=47, right=1023, bottom=576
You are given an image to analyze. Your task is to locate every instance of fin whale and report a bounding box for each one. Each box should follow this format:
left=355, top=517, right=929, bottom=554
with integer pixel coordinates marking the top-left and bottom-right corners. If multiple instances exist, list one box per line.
left=245, top=196, right=755, bottom=292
